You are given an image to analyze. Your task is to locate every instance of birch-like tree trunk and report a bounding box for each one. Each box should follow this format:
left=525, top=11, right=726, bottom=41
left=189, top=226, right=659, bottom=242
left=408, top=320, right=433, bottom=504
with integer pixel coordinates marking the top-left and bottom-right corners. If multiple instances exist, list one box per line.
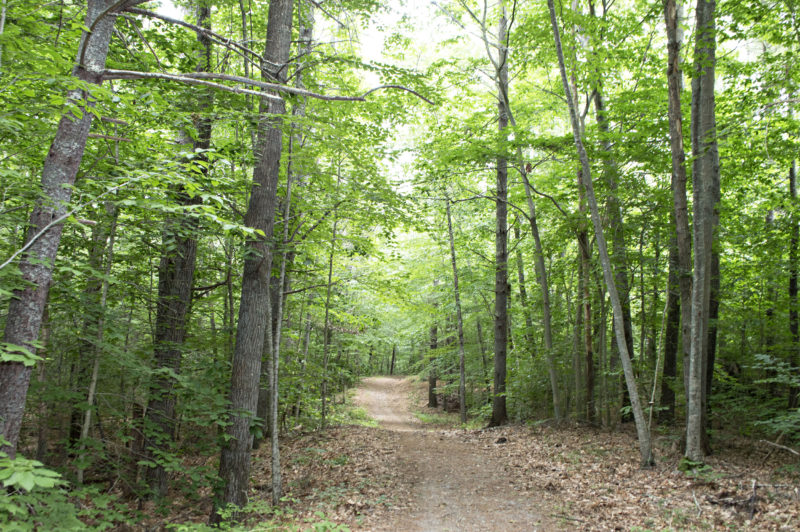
left=547, top=0, right=653, bottom=466
left=685, top=0, right=720, bottom=463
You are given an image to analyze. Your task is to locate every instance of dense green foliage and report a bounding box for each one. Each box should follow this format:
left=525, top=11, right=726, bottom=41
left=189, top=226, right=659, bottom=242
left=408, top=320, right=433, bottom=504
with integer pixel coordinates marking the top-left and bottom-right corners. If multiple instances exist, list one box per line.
left=1, top=0, right=799, bottom=526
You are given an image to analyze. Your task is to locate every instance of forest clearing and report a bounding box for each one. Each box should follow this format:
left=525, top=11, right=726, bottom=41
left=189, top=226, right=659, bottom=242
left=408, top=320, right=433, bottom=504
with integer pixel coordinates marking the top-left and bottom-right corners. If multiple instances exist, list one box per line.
left=3, top=0, right=800, bottom=530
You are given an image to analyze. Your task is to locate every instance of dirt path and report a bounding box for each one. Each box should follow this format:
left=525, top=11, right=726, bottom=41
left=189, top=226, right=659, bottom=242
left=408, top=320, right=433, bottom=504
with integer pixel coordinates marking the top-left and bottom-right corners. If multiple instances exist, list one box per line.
left=352, top=376, right=553, bottom=531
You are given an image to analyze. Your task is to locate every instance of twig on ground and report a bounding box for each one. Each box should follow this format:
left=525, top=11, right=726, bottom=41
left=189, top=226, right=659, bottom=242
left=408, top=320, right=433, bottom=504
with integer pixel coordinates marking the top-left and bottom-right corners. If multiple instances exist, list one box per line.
left=692, top=489, right=702, bottom=516
left=759, top=438, right=800, bottom=457
left=550, top=514, right=585, bottom=523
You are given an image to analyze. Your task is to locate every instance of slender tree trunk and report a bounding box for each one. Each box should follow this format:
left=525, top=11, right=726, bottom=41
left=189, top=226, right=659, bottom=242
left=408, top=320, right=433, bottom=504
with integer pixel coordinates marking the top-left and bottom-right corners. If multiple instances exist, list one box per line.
left=660, top=238, right=680, bottom=423
left=513, top=222, right=534, bottom=349
left=77, top=203, right=118, bottom=485
left=321, top=196, right=339, bottom=427
left=214, top=0, right=293, bottom=517
left=548, top=0, right=653, bottom=466
left=428, top=320, right=439, bottom=407
left=519, top=183, right=563, bottom=421
left=685, top=0, right=719, bottom=464
left=595, top=90, right=634, bottom=360
left=446, top=200, right=468, bottom=424
left=0, top=0, right=123, bottom=457
left=664, top=0, right=694, bottom=408
left=789, top=161, right=799, bottom=408
left=490, top=5, right=509, bottom=427
left=389, top=345, right=396, bottom=376
left=146, top=2, right=212, bottom=498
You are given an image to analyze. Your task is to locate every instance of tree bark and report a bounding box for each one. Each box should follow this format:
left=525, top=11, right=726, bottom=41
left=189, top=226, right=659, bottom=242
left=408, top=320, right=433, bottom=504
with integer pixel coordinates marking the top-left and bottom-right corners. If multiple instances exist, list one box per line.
left=663, top=0, right=694, bottom=407
left=489, top=4, right=509, bottom=428
left=428, top=318, right=439, bottom=407
left=321, top=182, right=340, bottom=427
left=214, top=0, right=293, bottom=517
left=0, top=0, right=124, bottom=457
left=685, top=0, right=719, bottom=464
left=548, top=0, right=653, bottom=466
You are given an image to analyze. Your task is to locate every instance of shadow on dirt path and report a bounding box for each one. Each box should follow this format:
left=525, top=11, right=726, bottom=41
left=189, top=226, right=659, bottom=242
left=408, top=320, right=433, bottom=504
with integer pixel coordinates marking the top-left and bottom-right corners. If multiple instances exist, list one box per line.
left=352, top=376, right=556, bottom=531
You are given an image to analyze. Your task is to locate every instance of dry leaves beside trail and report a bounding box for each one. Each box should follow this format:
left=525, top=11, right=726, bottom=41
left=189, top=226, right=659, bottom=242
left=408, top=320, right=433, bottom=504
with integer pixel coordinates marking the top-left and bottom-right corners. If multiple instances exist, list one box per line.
left=149, top=376, right=800, bottom=530
left=258, top=376, right=800, bottom=531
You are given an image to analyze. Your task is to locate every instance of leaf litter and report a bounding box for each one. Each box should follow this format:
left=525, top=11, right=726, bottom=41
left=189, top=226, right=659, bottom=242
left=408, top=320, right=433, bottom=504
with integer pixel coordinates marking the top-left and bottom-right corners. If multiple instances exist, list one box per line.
left=130, top=377, right=800, bottom=530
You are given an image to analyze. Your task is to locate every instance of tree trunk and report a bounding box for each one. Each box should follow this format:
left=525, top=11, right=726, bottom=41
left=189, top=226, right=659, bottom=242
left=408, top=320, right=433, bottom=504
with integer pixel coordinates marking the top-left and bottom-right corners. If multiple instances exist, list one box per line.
left=548, top=0, right=653, bottom=466
left=146, top=2, right=212, bottom=499
left=592, top=87, right=634, bottom=371
left=685, top=0, right=719, bottom=464
left=489, top=5, right=509, bottom=428
left=389, top=345, right=396, bottom=376
left=660, top=238, right=680, bottom=423
left=214, top=0, right=293, bottom=517
left=663, top=0, right=693, bottom=400
left=517, top=182, right=563, bottom=421
left=321, top=189, right=340, bottom=427
left=446, top=200, right=468, bottom=424
left=0, top=0, right=122, bottom=457
left=789, top=161, right=799, bottom=408
left=77, top=203, right=118, bottom=485
left=429, top=320, right=439, bottom=407
left=513, top=222, right=534, bottom=350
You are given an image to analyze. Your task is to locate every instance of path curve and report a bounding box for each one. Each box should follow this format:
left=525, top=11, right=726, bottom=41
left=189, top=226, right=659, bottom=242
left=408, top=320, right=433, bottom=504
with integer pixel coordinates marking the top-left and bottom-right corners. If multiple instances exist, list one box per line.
left=352, top=376, right=553, bottom=531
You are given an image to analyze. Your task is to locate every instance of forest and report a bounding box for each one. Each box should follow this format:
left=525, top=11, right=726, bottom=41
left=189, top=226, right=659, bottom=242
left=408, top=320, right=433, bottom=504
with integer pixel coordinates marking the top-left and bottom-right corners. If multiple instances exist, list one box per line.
left=1, top=0, right=799, bottom=529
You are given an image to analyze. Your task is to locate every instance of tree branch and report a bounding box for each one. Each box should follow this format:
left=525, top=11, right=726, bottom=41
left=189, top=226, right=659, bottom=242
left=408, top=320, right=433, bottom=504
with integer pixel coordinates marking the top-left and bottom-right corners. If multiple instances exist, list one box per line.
left=360, top=84, right=434, bottom=104
left=0, top=181, right=132, bottom=272
left=124, top=7, right=279, bottom=74
left=101, top=69, right=283, bottom=101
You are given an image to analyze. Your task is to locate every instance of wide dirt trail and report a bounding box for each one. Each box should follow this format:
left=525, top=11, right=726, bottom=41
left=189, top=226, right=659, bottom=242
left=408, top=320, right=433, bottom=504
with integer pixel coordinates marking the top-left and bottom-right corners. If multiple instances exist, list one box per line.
left=352, top=376, right=553, bottom=531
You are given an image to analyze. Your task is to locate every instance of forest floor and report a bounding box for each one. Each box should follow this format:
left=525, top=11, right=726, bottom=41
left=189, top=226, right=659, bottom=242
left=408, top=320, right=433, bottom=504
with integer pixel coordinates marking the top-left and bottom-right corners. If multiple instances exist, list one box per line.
left=139, top=376, right=800, bottom=530
left=250, top=376, right=800, bottom=531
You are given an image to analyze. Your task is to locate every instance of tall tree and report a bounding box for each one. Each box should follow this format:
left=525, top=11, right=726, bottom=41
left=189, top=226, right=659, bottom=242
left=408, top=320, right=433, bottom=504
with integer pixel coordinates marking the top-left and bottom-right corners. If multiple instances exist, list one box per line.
left=685, top=0, right=720, bottom=464
left=145, top=1, right=213, bottom=499
left=661, top=0, right=691, bottom=424
left=489, top=1, right=510, bottom=427
left=0, top=0, right=137, bottom=457
left=547, top=0, right=653, bottom=466
left=789, top=161, right=799, bottom=409
left=445, top=199, right=467, bottom=423
left=214, top=0, right=294, bottom=516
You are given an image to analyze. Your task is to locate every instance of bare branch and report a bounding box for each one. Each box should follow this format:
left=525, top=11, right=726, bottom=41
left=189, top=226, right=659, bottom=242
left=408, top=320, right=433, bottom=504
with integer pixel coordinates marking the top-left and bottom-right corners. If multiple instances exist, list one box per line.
left=305, top=0, right=345, bottom=28
left=101, top=69, right=283, bottom=101
left=124, top=7, right=280, bottom=74
left=360, top=84, right=434, bottom=104
left=0, top=181, right=132, bottom=272
left=88, top=133, right=132, bottom=142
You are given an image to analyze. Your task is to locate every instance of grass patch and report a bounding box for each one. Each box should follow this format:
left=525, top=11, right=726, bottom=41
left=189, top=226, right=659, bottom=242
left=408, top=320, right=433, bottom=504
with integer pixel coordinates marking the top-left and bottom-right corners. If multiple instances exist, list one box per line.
left=414, top=410, right=461, bottom=427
